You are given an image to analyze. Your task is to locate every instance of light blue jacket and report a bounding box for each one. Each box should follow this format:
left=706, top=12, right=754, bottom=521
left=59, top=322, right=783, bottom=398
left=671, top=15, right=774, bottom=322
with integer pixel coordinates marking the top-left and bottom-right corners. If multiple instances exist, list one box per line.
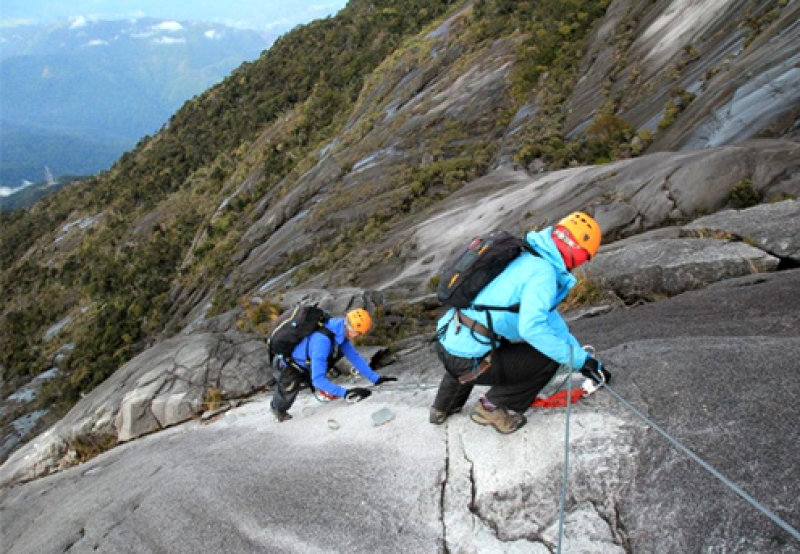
left=437, top=227, right=588, bottom=370
left=290, top=317, right=380, bottom=397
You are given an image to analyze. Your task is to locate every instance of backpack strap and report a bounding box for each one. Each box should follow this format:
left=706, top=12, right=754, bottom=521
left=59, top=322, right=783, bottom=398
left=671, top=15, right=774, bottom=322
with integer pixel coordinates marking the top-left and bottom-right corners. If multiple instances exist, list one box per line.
left=303, top=325, right=336, bottom=362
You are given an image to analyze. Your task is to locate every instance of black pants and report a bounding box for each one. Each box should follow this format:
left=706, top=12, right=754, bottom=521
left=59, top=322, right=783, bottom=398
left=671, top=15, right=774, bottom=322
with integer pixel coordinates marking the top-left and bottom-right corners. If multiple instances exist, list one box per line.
left=433, top=341, right=559, bottom=413
left=270, top=358, right=306, bottom=412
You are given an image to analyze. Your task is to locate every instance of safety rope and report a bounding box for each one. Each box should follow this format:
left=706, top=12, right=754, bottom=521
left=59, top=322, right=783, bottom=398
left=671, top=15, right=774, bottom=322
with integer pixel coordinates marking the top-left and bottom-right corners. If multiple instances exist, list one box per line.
left=366, top=381, right=442, bottom=393
left=603, top=382, right=800, bottom=544
left=309, top=379, right=441, bottom=402
left=555, top=346, right=582, bottom=553
left=556, top=361, right=572, bottom=554
left=318, top=359, right=800, bottom=545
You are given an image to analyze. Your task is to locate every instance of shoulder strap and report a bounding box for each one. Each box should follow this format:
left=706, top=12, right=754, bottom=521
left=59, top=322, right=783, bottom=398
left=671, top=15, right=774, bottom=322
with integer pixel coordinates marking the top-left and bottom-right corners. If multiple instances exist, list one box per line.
left=304, top=324, right=337, bottom=365
left=471, top=242, right=538, bottom=312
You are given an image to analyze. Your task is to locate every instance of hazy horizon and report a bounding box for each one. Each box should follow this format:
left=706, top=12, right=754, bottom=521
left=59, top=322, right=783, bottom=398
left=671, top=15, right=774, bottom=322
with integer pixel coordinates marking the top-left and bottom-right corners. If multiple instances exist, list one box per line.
left=0, top=0, right=348, bottom=33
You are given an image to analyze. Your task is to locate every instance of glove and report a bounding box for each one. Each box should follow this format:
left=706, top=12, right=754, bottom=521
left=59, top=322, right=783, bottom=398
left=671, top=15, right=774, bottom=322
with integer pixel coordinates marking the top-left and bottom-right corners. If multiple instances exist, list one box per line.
left=344, top=387, right=372, bottom=403
left=580, top=357, right=612, bottom=385
left=374, top=376, right=398, bottom=386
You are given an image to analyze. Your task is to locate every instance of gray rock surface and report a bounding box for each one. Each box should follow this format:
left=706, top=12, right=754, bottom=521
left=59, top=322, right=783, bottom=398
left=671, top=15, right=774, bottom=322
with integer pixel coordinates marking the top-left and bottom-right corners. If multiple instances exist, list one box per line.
left=3, top=270, right=800, bottom=553
left=347, top=142, right=800, bottom=297
left=583, top=236, right=780, bottom=300
left=0, top=332, right=273, bottom=487
left=684, top=199, right=800, bottom=263
left=4, top=2, right=800, bottom=551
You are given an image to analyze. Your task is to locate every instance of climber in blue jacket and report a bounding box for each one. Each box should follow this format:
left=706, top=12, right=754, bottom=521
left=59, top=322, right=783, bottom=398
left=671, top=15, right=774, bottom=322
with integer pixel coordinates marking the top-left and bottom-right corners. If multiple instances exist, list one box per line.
left=271, top=309, right=396, bottom=421
left=431, top=212, right=611, bottom=434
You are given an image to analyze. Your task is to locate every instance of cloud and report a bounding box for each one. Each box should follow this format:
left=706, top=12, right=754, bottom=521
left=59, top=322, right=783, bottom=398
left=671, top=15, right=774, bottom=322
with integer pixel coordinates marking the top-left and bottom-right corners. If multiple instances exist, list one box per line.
left=204, top=29, right=222, bottom=39
left=153, top=36, right=186, bottom=44
left=152, top=21, right=183, bottom=32
left=70, top=16, right=88, bottom=28
left=84, top=39, right=109, bottom=47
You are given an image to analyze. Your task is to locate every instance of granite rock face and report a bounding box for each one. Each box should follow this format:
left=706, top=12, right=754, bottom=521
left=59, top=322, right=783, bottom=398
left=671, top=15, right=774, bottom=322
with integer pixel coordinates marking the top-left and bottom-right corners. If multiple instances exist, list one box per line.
left=3, top=1, right=800, bottom=551
left=0, top=333, right=274, bottom=486
left=2, top=270, right=799, bottom=553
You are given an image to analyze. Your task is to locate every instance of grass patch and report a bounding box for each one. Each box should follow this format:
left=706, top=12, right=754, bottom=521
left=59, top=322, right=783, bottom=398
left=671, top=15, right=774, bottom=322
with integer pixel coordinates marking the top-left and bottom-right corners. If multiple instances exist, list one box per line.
left=562, top=275, right=605, bottom=309
left=68, top=432, right=118, bottom=464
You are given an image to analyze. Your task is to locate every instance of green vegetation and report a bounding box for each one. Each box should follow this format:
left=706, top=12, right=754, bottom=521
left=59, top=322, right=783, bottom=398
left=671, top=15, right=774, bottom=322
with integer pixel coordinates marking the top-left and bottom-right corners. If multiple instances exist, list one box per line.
left=657, top=88, right=696, bottom=131
left=742, top=0, right=788, bottom=48
left=237, top=298, right=284, bottom=335
left=729, top=178, right=761, bottom=209
left=0, top=0, right=619, bottom=422
left=0, top=0, right=672, bottom=443
left=474, top=0, right=664, bottom=169
left=0, top=0, right=455, bottom=425
left=67, top=432, right=118, bottom=464
left=562, top=275, right=605, bottom=310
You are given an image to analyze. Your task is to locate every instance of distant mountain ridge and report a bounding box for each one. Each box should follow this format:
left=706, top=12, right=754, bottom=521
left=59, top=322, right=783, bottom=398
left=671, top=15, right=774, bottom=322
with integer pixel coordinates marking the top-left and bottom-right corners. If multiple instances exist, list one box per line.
left=0, top=17, right=271, bottom=192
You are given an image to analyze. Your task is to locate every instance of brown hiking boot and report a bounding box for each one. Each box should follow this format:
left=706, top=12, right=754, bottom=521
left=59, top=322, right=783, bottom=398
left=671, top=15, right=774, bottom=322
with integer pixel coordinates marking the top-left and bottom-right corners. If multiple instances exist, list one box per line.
left=470, top=402, right=526, bottom=434
left=272, top=409, right=293, bottom=422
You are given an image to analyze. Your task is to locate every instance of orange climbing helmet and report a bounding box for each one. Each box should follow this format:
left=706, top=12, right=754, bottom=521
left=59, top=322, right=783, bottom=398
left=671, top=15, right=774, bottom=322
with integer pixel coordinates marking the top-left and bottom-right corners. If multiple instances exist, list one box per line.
left=556, top=211, right=602, bottom=259
left=345, top=308, right=372, bottom=335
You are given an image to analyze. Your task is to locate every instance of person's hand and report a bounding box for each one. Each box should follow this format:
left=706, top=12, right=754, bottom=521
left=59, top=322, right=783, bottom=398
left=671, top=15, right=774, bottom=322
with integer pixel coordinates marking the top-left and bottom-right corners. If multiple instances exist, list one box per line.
left=344, top=387, right=372, bottom=403
left=580, top=357, right=612, bottom=385
left=374, top=376, right=397, bottom=386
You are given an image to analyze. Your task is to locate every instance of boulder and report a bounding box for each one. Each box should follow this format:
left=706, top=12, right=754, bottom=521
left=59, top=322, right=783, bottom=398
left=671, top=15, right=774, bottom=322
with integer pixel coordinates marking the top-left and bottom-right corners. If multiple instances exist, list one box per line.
left=0, top=332, right=273, bottom=487
left=683, top=199, right=800, bottom=263
left=582, top=235, right=779, bottom=301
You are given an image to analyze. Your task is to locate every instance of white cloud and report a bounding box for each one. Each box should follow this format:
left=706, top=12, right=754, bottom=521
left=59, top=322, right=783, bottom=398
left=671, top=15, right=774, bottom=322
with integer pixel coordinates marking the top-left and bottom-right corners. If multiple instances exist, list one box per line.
left=204, top=29, right=221, bottom=39
left=70, top=16, right=88, bottom=28
left=84, top=39, right=108, bottom=46
left=0, top=182, right=33, bottom=196
left=152, top=21, right=183, bottom=32
left=262, top=17, right=292, bottom=31
left=153, top=36, right=186, bottom=44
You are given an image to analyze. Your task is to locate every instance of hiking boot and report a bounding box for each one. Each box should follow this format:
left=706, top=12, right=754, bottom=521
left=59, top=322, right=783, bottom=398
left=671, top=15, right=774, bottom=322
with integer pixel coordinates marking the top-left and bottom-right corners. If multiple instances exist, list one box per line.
left=470, top=402, right=526, bottom=434
left=272, top=409, right=293, bottom=422
left=429, top=406, right=463, bottom=425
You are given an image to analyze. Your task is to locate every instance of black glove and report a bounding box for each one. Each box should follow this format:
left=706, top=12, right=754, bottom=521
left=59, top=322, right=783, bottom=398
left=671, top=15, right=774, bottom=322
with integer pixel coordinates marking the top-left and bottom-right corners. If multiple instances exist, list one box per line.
left=344, top=387, right=372, bottom=403
left=374, top=376, right=397, bottom=386
left=580, top=357, right=612, bottom=385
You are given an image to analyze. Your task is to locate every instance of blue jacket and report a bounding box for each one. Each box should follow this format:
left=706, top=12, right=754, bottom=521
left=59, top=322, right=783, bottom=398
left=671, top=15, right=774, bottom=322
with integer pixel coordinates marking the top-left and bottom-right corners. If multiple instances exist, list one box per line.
left=290, top=317, right=380, bottom=397
left=437, top=227, right=588, bottom=370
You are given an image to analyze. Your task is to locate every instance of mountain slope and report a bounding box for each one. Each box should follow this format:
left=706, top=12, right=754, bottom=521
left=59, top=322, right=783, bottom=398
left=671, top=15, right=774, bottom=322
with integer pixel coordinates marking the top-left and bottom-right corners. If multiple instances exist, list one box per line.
left=0, top=0, right=799, bottom=466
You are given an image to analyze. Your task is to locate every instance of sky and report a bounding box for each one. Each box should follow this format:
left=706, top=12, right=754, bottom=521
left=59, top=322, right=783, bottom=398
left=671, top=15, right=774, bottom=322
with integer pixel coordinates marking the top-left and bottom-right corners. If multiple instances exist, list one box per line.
left=0, top=0, right=349, bottom=34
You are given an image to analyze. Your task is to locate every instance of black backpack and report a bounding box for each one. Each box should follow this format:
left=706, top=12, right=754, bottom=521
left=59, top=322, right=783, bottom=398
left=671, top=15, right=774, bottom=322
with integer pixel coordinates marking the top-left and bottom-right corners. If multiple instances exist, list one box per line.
left=436, top=232, right=539, bottom=376
left=268, top=304, right=334, bottom=363
left=436, top=231, right=537, bottom=310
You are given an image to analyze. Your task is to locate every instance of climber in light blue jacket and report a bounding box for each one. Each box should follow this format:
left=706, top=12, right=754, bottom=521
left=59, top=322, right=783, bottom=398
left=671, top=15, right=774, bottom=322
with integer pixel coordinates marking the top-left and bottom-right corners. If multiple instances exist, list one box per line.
left=431, top=212, right=611, bottom=434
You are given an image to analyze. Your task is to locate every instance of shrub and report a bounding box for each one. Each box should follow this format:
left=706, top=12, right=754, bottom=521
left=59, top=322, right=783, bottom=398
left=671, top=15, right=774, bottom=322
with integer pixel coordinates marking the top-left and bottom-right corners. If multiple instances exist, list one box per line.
left=203, top=387, right=225, bottom=411
left=238, top=298, right=284, bottom=334
left=562, top=274, right=605, bottom=309
left=584, top=114, right=635, bottom=162
left=69, top=432, right=118, bottom=463
left=729, top=179, right=760, bottom=209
